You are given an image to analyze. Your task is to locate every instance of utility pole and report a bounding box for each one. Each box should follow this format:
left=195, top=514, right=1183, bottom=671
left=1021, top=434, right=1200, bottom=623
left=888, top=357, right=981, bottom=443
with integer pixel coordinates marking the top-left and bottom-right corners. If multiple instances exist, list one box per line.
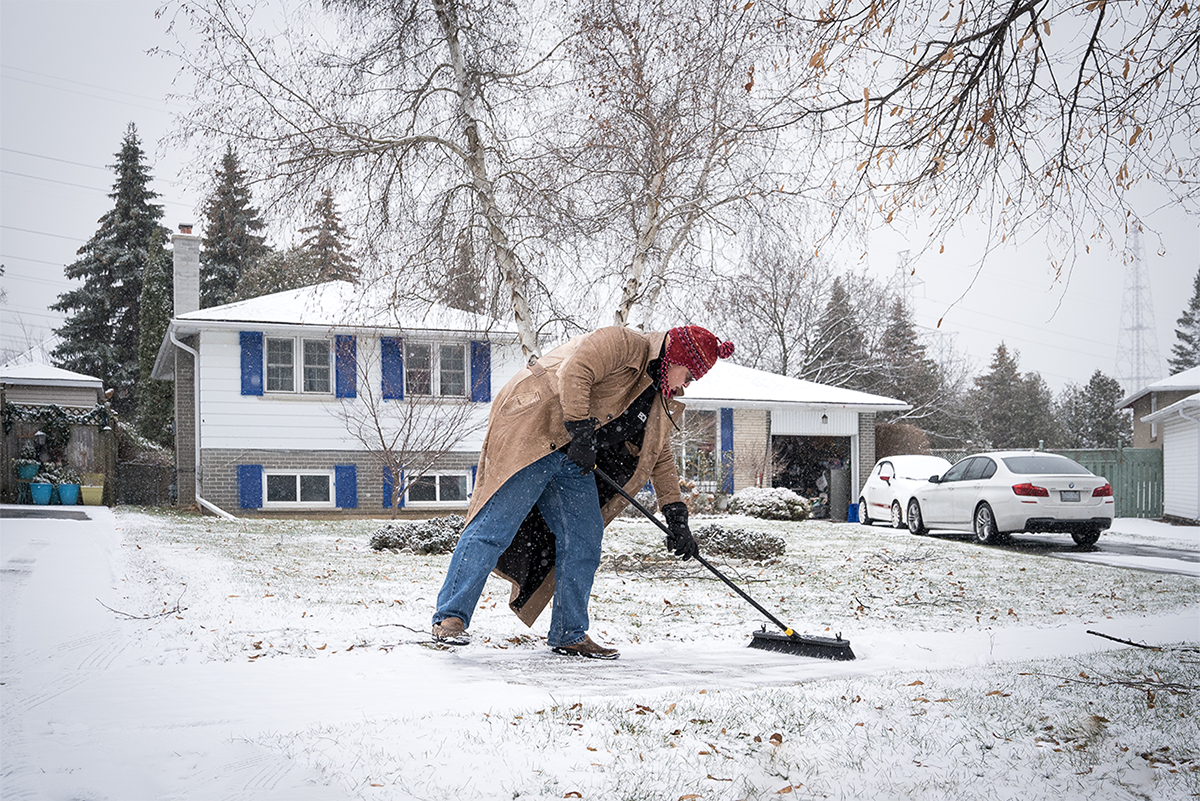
left=1115, top=225, right=1163, bottom=394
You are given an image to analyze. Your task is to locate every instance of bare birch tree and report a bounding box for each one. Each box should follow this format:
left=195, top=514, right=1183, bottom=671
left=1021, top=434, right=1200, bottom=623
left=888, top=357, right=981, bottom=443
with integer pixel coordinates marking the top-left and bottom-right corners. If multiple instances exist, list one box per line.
left=558, top=0, right=807, bottom=329
left=161, top=0, right=568, bottom=356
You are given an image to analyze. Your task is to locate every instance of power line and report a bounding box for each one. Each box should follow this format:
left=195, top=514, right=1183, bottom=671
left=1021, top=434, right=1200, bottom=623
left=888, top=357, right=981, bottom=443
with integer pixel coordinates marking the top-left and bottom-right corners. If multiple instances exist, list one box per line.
left=0, top=64, right=175, bottom=104
left=0, top=72, right=174, bottom=116
left=1, top=169, right=108, bottom=193
left=0, top=253, right=67, bottom=267
left=0, top=147, right=112, bottom=172
left=0, top=225, right=82, bottom=242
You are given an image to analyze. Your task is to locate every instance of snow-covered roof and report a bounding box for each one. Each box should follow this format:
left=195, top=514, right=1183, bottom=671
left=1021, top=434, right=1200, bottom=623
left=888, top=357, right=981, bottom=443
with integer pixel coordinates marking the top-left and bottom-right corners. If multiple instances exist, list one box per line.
left=154, top=280, right=521, bottom=380
left=680, top=359, right=909, bottom=412
left=1141, top=391, right=1200, bottom=424
left=0, top=362, right=103, bottom=389
left=1118, top=365, right=1200, bottom=408
left=172, top=280, right=518, bottom=336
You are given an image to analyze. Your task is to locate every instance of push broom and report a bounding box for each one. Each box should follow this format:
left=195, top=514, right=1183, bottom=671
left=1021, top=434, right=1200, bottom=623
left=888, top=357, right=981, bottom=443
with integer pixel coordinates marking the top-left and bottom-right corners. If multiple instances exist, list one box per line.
left=594, top=468, right=856, bottom=661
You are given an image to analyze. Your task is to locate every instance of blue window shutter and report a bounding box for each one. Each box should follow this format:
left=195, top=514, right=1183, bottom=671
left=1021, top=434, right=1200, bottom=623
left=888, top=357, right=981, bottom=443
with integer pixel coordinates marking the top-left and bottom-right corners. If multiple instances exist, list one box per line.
left=240, top=332, right=264, bottom=396
left=335, top=335, right=357, bottom=398
left=720, top=407, right=734, bottom=494
left=469, top=465, right=477, bottom=498
left=470, top=340, right=491, bottom=402
left=335, top=465, right=357, bottom=508
left=381, top=337, right=404, bottom=400
left=238, top=464, right=263, bottom=508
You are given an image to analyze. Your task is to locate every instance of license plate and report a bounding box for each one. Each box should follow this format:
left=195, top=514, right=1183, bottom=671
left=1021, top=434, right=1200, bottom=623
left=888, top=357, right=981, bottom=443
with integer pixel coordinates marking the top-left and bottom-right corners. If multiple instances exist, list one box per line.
left=1060, top=490, right=1080, bottom=502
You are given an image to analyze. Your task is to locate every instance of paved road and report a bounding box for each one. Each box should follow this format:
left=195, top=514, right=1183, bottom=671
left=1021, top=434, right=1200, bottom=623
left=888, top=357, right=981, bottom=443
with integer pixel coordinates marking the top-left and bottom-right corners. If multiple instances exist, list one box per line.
left=919, top=528, right=1199, bottom=577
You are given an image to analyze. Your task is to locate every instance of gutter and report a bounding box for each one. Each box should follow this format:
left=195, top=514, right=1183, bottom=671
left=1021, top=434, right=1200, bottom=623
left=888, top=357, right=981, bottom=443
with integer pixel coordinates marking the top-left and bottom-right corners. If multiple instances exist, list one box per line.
left=170, top=331, right=238, bottom=521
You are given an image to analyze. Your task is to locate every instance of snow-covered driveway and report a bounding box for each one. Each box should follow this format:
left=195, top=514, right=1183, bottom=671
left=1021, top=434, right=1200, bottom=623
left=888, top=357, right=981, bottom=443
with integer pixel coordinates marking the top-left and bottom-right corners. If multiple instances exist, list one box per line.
left=2, top=506, right=1197, bottom=800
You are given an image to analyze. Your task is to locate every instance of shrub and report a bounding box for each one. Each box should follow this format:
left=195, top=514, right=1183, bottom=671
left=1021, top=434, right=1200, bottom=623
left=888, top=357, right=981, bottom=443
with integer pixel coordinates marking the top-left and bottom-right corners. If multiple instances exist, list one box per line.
left=370, top=514, right=465, bottom=554
left=727, top=486, right=812, bottom=521
left=693, top=523, right=785, bottom=560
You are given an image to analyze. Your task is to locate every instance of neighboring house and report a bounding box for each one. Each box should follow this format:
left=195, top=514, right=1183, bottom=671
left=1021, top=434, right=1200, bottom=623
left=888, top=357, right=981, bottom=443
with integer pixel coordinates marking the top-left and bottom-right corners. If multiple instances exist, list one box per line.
left=152, top=229, right=908, bottom=518
left=0, top=362, right=112, bottom=503
left=1118, top=366, right=1200, bottom=449
left=1141, top=392, right=1200, bottom=524
left=151, top=277, right=523, bottom=517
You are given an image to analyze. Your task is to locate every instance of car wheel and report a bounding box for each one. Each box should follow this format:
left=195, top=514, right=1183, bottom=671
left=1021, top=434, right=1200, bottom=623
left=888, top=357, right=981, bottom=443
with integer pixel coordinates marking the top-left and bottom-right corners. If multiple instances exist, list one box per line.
left=890, top=501, right=904, bottom=529
left=907, top=499, right=926, bottom=536
left=858, top=496, right=872, bottom=525
left=1072, top=527, right=1102, bottom=548
left=973, top=503, right=1002, bottom=545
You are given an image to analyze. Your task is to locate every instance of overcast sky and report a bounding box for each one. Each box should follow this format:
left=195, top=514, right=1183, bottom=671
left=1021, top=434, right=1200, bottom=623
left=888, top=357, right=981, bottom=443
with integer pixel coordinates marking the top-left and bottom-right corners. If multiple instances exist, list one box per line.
left=2, top=0, right=1197, bottom=395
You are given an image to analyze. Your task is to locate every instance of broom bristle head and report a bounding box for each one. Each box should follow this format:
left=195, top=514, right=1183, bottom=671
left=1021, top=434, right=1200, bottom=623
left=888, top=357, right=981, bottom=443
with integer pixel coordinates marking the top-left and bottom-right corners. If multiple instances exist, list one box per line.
left=748, top=629, right=856, bottom=661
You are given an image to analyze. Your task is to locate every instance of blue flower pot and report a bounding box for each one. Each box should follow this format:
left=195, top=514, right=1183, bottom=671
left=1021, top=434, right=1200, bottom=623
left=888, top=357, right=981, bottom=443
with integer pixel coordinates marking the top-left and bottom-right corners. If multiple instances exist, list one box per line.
left=17, top=463, right=39, bottom=480
left=57, top=483, right=80, bottom=505
left=30, top=482, right=52, bottom=505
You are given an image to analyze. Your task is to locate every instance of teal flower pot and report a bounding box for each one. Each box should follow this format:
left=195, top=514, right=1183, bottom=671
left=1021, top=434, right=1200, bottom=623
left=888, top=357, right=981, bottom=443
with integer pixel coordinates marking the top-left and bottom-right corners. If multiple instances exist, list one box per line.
left=57, top=483, right=80, bottom=505
left=30, top=482, right=52, bottom=505
left=17, top=463, right=39, bottom=480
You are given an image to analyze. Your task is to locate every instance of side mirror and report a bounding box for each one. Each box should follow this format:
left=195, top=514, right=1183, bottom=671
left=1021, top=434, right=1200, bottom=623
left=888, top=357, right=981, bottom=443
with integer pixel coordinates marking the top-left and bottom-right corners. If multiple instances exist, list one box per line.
left=928, top=475, right=941, bottom=483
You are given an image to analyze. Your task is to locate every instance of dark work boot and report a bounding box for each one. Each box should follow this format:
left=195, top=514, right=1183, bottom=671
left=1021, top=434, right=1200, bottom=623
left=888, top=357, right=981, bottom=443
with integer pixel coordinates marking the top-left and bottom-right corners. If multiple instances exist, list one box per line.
left=431, top=616, right=470, bottom=645
left=551, top=635, right=619, bottom=660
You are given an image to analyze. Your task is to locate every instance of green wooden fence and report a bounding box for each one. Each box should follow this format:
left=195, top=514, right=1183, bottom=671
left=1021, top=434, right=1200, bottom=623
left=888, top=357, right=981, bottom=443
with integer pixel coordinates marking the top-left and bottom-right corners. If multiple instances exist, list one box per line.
left=930, top=447, right=1164, bottom=519
left=1051, top=448, right=1163, bottom=519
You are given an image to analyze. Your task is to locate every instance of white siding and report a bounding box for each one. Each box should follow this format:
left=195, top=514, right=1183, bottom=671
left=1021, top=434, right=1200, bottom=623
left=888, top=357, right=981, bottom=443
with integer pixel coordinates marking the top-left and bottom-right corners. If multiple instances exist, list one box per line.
left=770, top=408, right=857, bottom=436
left=198, top=329, right=525, bottom=452
left=1161, top=413, right=1200, bottom=521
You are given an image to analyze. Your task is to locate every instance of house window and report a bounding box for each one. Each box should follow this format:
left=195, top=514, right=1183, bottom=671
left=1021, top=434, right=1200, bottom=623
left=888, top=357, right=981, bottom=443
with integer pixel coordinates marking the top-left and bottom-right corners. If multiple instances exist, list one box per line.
left=265, top=336, right=331, bottom=394
left=405, top=342, right=467, bottom=397
left=406, top=472, right=470, bottom=505
left=264, top=470, right=335, bottom=508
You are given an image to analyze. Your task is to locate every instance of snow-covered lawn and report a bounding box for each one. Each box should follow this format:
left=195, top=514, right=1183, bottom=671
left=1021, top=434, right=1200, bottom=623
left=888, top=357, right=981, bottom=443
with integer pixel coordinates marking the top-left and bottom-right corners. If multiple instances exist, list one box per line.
left=2, top=506, right=1197, bottom=800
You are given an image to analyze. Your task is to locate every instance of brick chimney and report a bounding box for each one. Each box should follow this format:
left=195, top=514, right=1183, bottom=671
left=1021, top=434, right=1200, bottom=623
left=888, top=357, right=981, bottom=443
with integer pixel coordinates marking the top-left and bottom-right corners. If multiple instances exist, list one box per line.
left=172, top=223, right=200, bottom=315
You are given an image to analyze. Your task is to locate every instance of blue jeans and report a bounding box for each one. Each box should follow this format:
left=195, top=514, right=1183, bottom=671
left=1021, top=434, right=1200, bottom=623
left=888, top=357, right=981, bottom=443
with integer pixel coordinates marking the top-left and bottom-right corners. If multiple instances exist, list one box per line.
left=433, top=450, right=605, bottom=648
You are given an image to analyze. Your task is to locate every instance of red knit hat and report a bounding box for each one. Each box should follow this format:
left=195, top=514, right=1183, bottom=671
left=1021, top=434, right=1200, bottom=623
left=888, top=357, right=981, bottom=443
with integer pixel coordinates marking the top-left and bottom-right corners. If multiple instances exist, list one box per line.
left=663, top=326, right=734, bottom=392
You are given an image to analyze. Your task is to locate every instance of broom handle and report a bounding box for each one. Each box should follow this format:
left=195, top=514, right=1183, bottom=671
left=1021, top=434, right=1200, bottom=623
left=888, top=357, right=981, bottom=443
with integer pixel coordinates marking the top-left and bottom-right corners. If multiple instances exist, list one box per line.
left=593, top=467, right=794, bottom=636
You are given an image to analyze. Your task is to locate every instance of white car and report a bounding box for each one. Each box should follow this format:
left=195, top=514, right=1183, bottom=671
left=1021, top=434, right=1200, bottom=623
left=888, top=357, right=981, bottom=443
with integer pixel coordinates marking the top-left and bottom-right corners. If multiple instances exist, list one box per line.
left=859, top=454, right=952, bottom=528
left=905, top=451, right=1115, bottom=547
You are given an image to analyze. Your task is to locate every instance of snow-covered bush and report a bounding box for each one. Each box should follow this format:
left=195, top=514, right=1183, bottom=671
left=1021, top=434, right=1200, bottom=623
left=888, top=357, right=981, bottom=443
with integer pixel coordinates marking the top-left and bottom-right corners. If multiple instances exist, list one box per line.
left=727, top=486, right=812, bottom=521
left=370, top=515, right=465, bottom=554
left=693, top=523, right=785, bottom=560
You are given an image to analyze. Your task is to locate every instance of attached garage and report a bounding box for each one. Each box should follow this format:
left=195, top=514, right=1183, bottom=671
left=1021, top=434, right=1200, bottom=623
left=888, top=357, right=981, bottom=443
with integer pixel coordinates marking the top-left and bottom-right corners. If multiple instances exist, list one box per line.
left=678, top=361, right=908, bottom=519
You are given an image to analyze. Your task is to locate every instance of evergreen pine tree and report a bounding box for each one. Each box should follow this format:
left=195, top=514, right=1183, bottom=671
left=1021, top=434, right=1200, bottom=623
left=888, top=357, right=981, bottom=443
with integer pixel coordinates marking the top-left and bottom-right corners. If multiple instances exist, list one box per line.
left=51, top=123, right=168, bottom=416
left=1168, top=267, right=1200, bottom=373
left=300, top=188, right=357, bottom=282
left=971, top=343, right=1056, bottom=449
left=802, top=276, right=870, bottom=390
left=874, top=298, right=940, bottom=407
left=1057, top=371, right=1131, bottom=448
left=235, top=246, right=323, bottom=300
left=136, top=240, right=174, bottom=446
left=200, top=144, right=268, bottom=307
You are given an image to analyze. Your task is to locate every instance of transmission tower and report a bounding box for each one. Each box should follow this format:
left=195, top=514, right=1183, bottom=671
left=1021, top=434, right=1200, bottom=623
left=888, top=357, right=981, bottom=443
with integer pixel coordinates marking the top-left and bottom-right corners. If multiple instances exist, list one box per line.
left=1115, top=226, right=1163, bottom=394
left=895, top=250, right=959, bottom=363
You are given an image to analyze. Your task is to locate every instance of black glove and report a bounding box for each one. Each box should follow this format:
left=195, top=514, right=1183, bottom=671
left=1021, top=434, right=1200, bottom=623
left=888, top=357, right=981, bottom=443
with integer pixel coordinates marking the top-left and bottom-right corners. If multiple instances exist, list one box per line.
left=661, top=501, right=699, bottom=561
left=563, top=417, right=598, bottom=473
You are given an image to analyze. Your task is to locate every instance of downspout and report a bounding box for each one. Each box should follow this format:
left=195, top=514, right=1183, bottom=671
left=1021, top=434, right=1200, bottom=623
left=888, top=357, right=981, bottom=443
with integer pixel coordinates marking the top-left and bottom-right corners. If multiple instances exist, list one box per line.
left=171, top=331, right=237, bottom=520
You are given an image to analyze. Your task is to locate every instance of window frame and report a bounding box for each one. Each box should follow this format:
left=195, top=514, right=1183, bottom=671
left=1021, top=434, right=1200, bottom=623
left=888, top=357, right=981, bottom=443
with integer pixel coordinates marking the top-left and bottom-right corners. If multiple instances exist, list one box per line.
left=403, top=470, right=472, bottom=506
left=261, top=469, right=337, bottom=509
left=263, top=335, right=334, bottom=396
left=403, top=340, right=469, bottom=399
